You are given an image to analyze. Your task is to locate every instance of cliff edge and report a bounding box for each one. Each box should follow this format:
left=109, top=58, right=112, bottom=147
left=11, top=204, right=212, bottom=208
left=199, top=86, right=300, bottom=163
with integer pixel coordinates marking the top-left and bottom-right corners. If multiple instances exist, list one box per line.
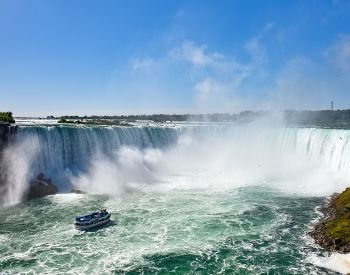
left=310, top=188, right=350, bottom=252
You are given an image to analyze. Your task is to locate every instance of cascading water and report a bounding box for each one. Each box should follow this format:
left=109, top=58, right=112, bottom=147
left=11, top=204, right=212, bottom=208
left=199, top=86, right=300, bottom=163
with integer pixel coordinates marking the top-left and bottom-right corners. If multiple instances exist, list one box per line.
left=2, top=122, right=350, bottom=274
left=278, top=127, right=350, bottom=171
left=14, top=125, right=180, bottom=186
left=12, top=124, right=350, bottom=190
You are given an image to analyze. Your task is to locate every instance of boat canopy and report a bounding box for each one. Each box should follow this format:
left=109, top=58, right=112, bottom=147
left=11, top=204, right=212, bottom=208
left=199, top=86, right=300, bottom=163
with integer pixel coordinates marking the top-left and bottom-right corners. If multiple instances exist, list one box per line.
left=75, top=211, right=108, bottom=222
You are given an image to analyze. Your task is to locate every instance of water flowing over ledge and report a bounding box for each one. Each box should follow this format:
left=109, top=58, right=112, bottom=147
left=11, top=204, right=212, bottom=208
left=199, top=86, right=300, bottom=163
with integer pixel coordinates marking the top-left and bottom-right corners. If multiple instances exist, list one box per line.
left=3, top=123, right=350, bottom=273
left=2, top=123, right=350, bottom=206
left=15, top=124, right=350, bottom=178
left=15, top=125, right=180, bottom=179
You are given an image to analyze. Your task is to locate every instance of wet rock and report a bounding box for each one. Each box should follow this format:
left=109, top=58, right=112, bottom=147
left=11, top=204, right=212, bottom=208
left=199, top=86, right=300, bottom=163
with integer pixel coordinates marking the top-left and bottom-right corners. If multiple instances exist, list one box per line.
left=0, top=123, right=17, bottom=206
left=25, top=173, right=58, bottom=201
left=310, top=188, right=350, bottom=253
left=70, top=189, right=87, bottom=194
left=0, top=122, right=17, bottom=148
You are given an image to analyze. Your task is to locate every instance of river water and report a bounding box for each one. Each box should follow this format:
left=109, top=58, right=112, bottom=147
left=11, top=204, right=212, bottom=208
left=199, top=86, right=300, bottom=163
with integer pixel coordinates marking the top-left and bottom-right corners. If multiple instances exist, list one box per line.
left=1, top=121, right=350, bottom=274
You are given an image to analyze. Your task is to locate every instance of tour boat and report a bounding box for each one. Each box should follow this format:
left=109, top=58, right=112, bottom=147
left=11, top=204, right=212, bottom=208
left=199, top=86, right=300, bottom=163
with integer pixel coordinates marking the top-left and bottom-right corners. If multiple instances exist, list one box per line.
left=74, top=208, right=111, bottom=230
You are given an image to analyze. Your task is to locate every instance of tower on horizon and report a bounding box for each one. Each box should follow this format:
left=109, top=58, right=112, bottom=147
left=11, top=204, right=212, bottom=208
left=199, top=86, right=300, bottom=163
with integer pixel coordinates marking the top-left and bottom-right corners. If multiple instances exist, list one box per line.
left=331, top=100, right=334, bottom=111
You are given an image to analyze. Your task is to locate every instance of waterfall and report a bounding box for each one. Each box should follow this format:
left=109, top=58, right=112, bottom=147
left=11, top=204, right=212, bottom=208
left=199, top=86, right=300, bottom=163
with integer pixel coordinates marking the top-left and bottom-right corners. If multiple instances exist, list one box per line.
left=277, top=128, right=350, bottom=171
left=14, top=125, right=181, bottom=181
left=2, top=123, right=350, bottom=205
left=14, top=125, right=350, bottom=179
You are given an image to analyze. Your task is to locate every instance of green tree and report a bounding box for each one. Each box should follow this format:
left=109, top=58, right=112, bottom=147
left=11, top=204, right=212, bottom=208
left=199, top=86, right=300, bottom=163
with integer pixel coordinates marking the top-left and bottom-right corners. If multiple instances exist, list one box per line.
left=0, top=112, right=15, bottom=123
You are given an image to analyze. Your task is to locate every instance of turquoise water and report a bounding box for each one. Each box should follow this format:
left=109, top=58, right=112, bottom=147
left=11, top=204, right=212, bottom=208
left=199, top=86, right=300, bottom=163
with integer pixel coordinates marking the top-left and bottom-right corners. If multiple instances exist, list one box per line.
left=0, top=186, right=335, bottom=274
left=3, top=123, right=350, bottom=273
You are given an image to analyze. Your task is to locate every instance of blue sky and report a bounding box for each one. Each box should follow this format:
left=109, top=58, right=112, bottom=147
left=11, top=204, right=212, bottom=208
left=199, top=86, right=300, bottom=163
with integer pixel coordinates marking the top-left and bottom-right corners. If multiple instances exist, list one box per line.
left=1, top=0, right=350, bottom=116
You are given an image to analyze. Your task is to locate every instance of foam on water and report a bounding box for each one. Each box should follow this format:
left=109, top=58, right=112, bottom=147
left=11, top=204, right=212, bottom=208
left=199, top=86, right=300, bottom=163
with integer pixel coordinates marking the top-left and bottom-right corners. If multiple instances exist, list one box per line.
left=308, top=253, right=350, bottom=274
left=3, top=122, right=350, bottom=273
left=8, top=124, right=350, bottom=196
left=0, top=187, right=329, bottom=274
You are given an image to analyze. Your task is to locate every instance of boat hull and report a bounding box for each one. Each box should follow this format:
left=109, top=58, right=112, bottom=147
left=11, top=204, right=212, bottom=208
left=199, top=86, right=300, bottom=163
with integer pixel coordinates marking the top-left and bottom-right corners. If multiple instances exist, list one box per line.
left=74, top=213, right=111, bottom=231
left=74, top=218, right=111, bottom=231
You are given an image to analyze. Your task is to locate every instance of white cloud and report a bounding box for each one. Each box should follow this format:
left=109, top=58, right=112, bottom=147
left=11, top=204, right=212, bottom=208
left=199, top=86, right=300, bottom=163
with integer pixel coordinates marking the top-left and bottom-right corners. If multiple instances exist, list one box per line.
left=325, top=35, right=350, bottom=71
left=245, top=37, right=264, bottom=63
left=114, top=22, right=336, bottom=113
left=170, top=41, right=218, bottom=66
left=168, top=40, right=252, bottom=109
left=194, top=78, right=225, bottom=101
left=245, top=22, right=275, bottom=64
left=262, top=56, right=335, bottom=110
left=171, top=41, right=252, bottom=81
left=130, top=57, right=155, bottom=73
left=166, top=23, right=276, bottom=111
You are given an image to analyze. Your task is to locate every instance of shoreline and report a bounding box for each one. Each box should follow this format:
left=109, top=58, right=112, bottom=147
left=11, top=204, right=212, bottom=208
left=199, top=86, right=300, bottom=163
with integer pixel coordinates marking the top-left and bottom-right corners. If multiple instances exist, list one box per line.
left=310, top=188, right=350, bottom=253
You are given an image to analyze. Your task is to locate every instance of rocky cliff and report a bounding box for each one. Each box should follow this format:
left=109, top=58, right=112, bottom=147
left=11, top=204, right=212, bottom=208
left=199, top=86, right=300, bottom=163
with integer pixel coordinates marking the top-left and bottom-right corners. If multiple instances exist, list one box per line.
left=24, top=173, right=58, bottom=201
left=0, top=122, right=17, bottom=149
left=310, top=188, right=350, bottom=252
left=0, top=123, right=17, bottom=205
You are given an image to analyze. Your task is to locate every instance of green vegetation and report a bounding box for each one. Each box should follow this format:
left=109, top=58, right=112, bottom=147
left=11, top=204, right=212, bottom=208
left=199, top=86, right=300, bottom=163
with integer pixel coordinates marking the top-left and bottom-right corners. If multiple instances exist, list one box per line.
left=334, top=187, right=350, bottom=210
left=58, top=118, right=73, bottom=124
left=2, top=109, right=350, bottom=126
left=325, top=215, right=350, bottom=243
left=0, top=112, right=15, bottom=123
left=59, top=113, right=253, bottom=122
left=58, top=118, right=132, bottom=126
left=324, top=188, right=350, bottom=243
left=57, top=109, right=350, bottom=127
left=58, top=118, right=86, bottom=124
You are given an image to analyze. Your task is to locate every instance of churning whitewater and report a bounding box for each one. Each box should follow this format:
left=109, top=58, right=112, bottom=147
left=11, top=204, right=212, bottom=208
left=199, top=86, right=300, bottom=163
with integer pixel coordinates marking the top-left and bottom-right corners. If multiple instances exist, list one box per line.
left=1, top=122, right=350, bottom=274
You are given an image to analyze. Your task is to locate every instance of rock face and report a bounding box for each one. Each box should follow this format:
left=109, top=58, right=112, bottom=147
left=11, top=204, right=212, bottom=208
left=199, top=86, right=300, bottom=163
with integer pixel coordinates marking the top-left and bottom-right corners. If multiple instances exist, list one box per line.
left=0, top=123, right=57, bottom=204
left=0, top=123, right=17, bottom=205
left=70, top=189, right=87, bottom=194
left=310, top=188, right=350, bottom=253
left=0, top=122, right=10, bottom=149
left=0, top=122, right=17, bottom=149
left=25, top=173, right=58, bottom=201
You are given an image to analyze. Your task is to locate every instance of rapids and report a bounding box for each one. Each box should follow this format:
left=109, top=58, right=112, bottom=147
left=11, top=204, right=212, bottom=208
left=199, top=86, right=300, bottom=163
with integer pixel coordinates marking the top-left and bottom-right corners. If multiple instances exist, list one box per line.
left=1, top=122, right=350, bottom=273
